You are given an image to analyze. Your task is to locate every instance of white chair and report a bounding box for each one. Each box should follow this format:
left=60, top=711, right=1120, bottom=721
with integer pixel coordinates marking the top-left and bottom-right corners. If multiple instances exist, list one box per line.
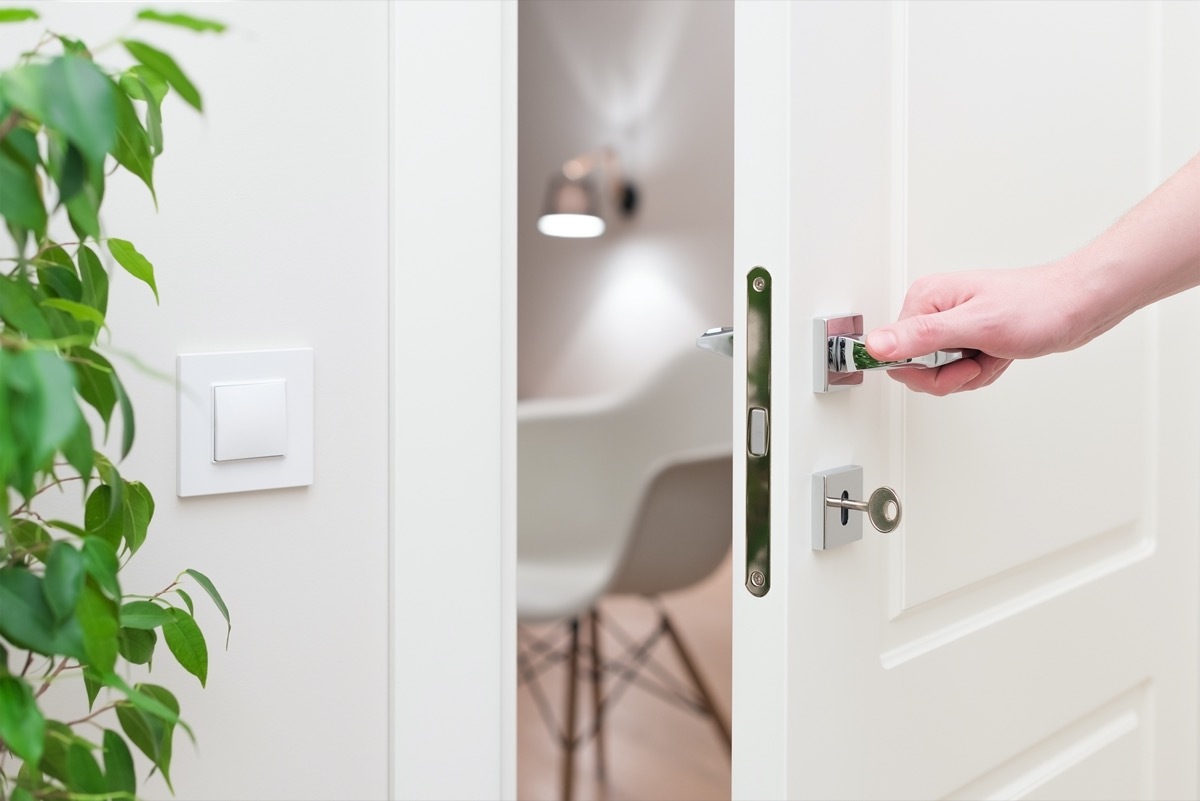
left=518, top=345, right=733, bottom=800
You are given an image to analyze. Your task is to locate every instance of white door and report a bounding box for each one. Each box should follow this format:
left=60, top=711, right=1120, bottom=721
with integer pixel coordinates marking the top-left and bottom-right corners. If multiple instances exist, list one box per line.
left=732, top=2, right=1200, bottom=799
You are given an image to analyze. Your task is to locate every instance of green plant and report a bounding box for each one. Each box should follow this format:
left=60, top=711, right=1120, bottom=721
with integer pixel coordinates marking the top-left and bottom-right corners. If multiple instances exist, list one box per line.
left=0, top=8, right=228, bottom=800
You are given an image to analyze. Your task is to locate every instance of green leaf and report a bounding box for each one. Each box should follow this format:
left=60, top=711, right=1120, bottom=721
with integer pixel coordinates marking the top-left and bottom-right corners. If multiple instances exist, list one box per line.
left=119, top=66, right=167, bottom=104
left=112, top=682, right=182, bottom=792
left=107, top=238, right=158, bottom=304
left=175, top=588, right=193, bottom=615
left=8, top=519, right=50, bottom=559
left=103, top=729, right=136, bottom=797
left=124, top=481, right=154, bottom=554
left=110, top=81, right=155, bottom=201
left=0, top=147, right=46, bottom=235
left=162, top=607, right=207, bottom=686
left=43, top=541, right=85, bottom=622
left=184, top=568, right=230, bottom=647
left=81, top=537, right=120, bottom=600
left=85, top=485, right=121, bottom=549
left=0, top=279, right=51, bottom=338
left=83, top=665, right=103, bottom=710
left=1, top=124, right=40, bottom=169
left=122, top=39, right=202, bottom=111
left=120, top=600, right=170, bottom=630
left=0, top=568, right=86, bottom=659
left=0, top=9, right=38, bottom=23
left=136, top=9, right=226, bottom=32
left=42, top=297, right=105, bottom=328
left=113, top=372, right=135, bottom=460
left=8, top=349, right=82, bottom=469
left=56, top=141, right=86, bottom=203
left=60, top=415, right=94, bottom=481
left=39, top=721, right=72, bottom=784
left=67, top=742, right=106, bottom=795
left=73, top=348, right=117, bottom=431
left=78, top=245, right=110, bottom=319
left=46, top=519, right=87, bottom=537
left=117, top=627, right=155, bottom=665
left=0, top=676, right=44, bottom=765
left=77, top=580, right=119, bottom=673
left=1, top=58, right=116, bottom=167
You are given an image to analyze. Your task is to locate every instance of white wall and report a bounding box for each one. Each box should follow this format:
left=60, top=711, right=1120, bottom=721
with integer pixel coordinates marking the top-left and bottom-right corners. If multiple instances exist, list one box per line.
left=518, top=0, right=733, bottom=399
left=1, top=3, right=390, bottom=799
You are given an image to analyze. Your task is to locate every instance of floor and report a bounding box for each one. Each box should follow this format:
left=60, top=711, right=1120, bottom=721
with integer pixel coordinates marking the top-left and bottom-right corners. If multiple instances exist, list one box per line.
left=517, top=555, right=732, bottom=801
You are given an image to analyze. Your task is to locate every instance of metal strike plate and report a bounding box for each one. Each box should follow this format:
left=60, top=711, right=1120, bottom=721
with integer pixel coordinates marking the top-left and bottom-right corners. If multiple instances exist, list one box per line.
left=745, top=267, right=771, bottom=596
left=814, top=313, right=864, bottom=393
left=812, top=465, right=864, bottom=550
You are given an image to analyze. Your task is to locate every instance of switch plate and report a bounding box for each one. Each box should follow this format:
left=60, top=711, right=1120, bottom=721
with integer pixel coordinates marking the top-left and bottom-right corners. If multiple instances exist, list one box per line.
left=178, top=349, right=313, bottom=496
left=213, top=381, right=288, bottom=462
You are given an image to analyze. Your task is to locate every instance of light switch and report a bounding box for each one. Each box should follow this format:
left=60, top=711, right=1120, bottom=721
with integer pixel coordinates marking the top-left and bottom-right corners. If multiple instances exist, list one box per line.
left=178, top=348, right=313, bottom=497
left=213, top=381, right=288, bottom=462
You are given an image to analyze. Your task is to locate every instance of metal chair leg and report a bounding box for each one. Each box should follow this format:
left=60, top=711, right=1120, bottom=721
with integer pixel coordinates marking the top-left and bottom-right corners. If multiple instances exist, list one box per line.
left=661, top=610, right=731, bottom=753
left=562, top=618, right=581, bottom=801
left=589, top=607, right=607, bottom=782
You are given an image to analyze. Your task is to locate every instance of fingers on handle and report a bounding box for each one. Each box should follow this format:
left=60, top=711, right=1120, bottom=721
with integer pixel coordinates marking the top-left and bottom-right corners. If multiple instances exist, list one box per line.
left=866, top=310, right=965, bottom=361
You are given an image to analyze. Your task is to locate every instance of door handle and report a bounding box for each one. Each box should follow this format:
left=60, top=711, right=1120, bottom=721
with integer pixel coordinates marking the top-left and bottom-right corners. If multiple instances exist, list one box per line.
left=815, top=313, right=973, bottom=392
left=828, top=335, right=968, bottom=373
left=698, top=324, right=968, bottom=375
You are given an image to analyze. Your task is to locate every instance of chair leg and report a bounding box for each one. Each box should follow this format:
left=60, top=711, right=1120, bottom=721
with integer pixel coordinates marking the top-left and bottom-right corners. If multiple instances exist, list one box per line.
left=660, top=610, right=732, bottom=753
left=562, top=617, right=581, bottom=801
left=589, top=607, right=607, bottom=782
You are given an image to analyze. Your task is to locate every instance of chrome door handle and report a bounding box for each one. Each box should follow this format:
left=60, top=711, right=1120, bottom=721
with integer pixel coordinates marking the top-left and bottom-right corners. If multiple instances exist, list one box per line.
left=828, top=335, right=968, bottom=373
left=696, top=326, right=733, bottom=358
left=815, top=313, right=974, bottom=392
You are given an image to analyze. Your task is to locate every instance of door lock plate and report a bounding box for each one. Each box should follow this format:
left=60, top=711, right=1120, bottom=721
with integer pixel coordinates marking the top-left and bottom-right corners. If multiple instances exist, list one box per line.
left=812, top=465, right=865, bottom=550
left=745, top=267, right=771, bottom=596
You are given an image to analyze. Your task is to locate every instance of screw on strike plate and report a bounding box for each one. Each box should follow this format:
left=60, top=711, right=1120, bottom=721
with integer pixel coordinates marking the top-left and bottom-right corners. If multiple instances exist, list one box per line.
left=752, top=277, right=766, bottom=292
left=750, top=570, right=766, bottom=587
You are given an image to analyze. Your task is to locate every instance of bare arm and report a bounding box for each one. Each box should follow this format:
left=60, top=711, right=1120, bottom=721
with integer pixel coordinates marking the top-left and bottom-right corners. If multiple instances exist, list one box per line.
left=866, top=153, right=1200, bottom=394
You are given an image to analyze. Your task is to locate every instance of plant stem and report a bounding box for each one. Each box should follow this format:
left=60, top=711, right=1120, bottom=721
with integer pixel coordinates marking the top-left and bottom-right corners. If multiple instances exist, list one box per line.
left=66, top=702, right=117, bottom=728
left=0, top=110, right=21, bottom=143
left=34, top=659, right=73, bottom=698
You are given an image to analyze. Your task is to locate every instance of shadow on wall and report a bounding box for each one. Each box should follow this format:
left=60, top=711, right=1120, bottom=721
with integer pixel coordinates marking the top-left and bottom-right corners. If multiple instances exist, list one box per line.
left=518, top=0, right=734, bottom=400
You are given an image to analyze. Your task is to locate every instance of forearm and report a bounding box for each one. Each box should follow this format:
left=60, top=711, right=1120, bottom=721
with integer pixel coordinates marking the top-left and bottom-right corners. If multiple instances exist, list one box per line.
left=1066, top=152, right=1200, bottom=343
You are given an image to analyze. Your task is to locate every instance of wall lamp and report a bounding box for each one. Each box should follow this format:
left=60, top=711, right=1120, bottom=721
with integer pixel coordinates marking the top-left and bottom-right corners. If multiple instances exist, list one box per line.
left=537, top=147, right=639, bottom=238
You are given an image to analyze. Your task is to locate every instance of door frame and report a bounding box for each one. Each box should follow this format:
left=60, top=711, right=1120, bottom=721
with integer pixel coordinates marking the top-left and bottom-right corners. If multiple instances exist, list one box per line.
left=389, top=2, right=517, bottom=798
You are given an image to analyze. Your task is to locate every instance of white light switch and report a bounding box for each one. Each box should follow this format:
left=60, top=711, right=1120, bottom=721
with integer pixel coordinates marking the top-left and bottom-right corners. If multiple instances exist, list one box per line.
left=213, top=381, right=288, bottom=462
left=178, top=349, right=313, bottom=497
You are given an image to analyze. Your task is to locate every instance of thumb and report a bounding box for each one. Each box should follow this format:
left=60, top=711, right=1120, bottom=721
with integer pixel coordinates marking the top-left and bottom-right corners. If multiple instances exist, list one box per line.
left=866, top=311, right=965, bottom=360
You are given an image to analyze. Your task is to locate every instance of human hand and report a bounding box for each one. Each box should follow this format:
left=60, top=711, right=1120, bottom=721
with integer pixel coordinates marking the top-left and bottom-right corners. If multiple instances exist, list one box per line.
left=864, top=261, right=1101, bottom=395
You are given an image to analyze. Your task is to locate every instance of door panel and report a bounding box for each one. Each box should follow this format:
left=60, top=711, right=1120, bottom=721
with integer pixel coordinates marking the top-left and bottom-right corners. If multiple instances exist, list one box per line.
left=733, top=2, right=1200, bottom=799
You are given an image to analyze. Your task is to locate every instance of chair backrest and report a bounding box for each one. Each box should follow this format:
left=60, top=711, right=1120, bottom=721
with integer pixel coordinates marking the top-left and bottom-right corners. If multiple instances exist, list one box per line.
left=518, top=346, right=732, bottom=597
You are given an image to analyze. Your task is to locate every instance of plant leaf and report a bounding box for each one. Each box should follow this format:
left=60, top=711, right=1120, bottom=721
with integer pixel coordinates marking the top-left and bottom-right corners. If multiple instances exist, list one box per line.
left=103, top=729, right=136, bottom=797
left=122, top=39, right=202, bottom=111
left=77, top=245, right=110, bottom=319
left=112, top=371, right=135, bottom=459
left=119, top=66, right=167, bottom=104
left=1, top=58, right=116, bottom=167
left=77, top=579, right=119, bottom=674
left=81, top=536, right=120, bottom=600
left=0, top=9, right=38, bottom=23
left=110, top=80, right=155, bottom=201
left=107, top=238, right=158, bottom=304
left=66, top=742, right=106, bottom=795
left=0, top=147, right=46, bottom=236
left=73, top=348, right=117, bottom=432
left=184, top=568, right=230, bottom=647
left=83, top=664, right=103, bottom=711
left=0, top=568, right=86, bottom=659
left=117, top=627, right=155, bottom=665
left=43, top=541, right=85, bottom=622
left=0, top=676, right=44, bottom=765
left=120, top=600, right=170, bottom=630
left=175, top=588, right=193, bottom=615
left=124, top=481, right=153, bottom=554
left=42, top=298, right=105, bottom=328
left=85, top=485, right=121, bottom=549
left=136, top=9, right=226, bottom=33
left=161, top=607, right=207, bottom=687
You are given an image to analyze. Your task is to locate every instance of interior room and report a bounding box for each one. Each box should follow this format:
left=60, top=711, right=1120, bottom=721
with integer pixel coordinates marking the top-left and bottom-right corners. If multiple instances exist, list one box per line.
left=516, top=2, right=734, bottom=800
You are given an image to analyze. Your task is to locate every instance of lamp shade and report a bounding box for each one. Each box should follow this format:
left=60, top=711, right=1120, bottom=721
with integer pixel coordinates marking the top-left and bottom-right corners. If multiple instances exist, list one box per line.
left=537, top=176, right=605, bottom=238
